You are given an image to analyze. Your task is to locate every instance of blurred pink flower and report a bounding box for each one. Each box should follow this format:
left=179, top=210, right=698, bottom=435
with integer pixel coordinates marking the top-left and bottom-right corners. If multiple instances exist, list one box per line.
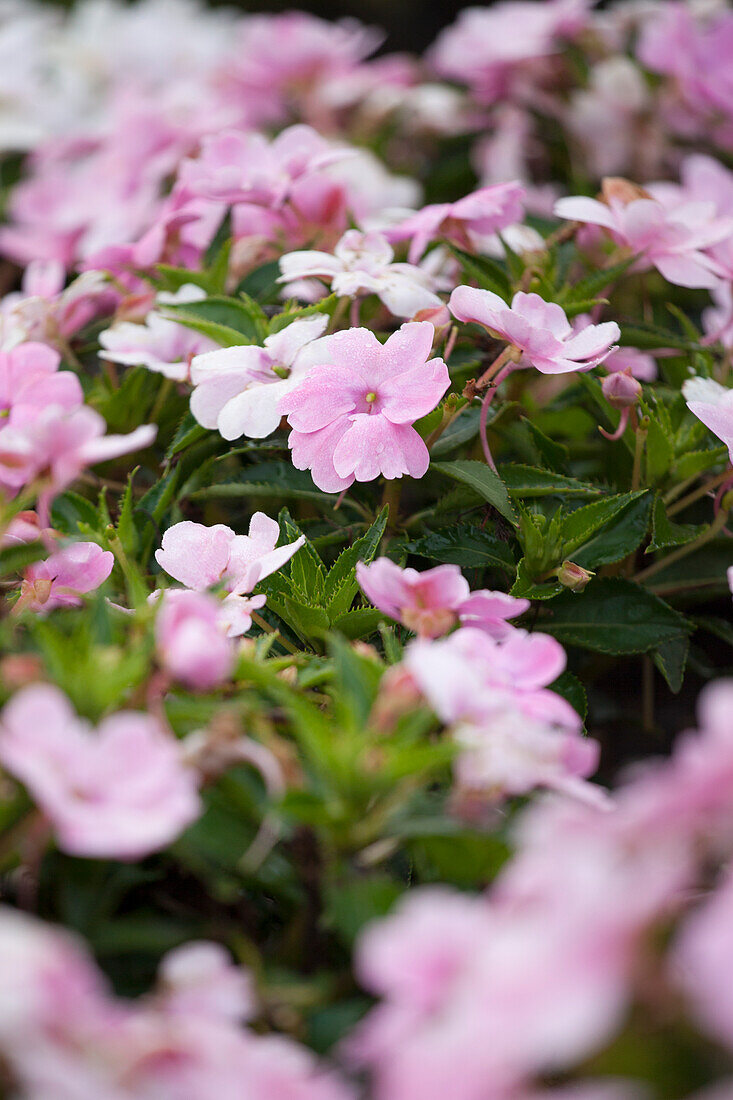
left=0, top=341, right=82, bottom=422
left=19, top=542, right=113, bottom=613
left=279, top=322, right=449, bottom=492
left=155, top=941, right=255, bottom=1024
left=554, top=190, right=733, bottom=289
left=155, top=589, right=234, bottom=691
left=190, top=313, right=328, bottom=439
left=356, top=557, right=528, bottom=639
left=0, top=684, right=201, bottom=859
left=99, top=285, right=217, bottom=382
left=449, top=287, right=619, bottom=374
left=387, top=182, right=526, bottom=264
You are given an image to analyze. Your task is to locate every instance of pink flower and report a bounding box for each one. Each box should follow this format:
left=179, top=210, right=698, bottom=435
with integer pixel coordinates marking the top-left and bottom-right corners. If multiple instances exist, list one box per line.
left=18, top=542, right=113, bottom=613
left=190, top=314, right=328, bottom=440
left=449, top=287, right=619, bottom=374
left=387, top=182, right=526, bottom=264
left=356, top=557, right=528, bottom=639
left=279, top=322, right=450, bottom=492
left=428, top=0, right=591, bottom=101
left=682, top=377, right=733, bottom=462
left=0, top=264, right=115, bottom=349
left=99, top=285, right=217, bottom=383
left=155, top=941, right=255, bottom=1024
left=155, top=513, right=303, bottom=629
left=404, top=626, right=580, bottom=734
left=673, top=866, right=733, bottom=1051
left=155, top=590, right=234, bottom=691
left=0, top=341, right=82, bottom=423
left=0, top=684, right=201, bottom=859
left=452, top=712, right=601, bottom=804
left=178, top=125, right=352, bottom=208
left=554, top=190, right=733, bottom=290
left=603, top=346, right=657, bottom=382
left=0, top=404, right=156, bottom=514
left=278, top=231, right=443, bottom=320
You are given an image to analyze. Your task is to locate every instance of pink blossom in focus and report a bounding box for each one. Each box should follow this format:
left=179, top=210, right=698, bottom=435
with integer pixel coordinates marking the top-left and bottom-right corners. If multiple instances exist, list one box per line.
left=449, top=286, right=619, bottom=374
left=356, top=557, right=529, bottom=639
left=278, top=322, right=449, bottom=492
left=0, top=684, right=201, bottom=859
left=682, top=377, right=733, bottom=462
left=19, top=542, right=113, bottom=613
left=387, top=182, right=526, bottom=264
left=99, top=285, right=217, bottom=382
left=190, top=313, right=328, bottom=439
left=156, top=513, right=304, bottom=597
left=155, top=589, right=234, bottom=691
left=279, top=230, right=443, bottom=319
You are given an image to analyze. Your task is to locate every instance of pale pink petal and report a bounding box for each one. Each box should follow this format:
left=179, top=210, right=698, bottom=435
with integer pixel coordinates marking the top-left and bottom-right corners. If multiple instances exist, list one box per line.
left=155, top=521, right=235, bottom=590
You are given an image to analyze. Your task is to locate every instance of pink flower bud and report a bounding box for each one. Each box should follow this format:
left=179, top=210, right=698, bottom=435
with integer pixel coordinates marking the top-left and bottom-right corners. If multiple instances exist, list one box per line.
left=556, top=560, right=594, bottom=592
left=155, top=590, right=234, bottom=691
left=602, top=368, right=641, bottom=409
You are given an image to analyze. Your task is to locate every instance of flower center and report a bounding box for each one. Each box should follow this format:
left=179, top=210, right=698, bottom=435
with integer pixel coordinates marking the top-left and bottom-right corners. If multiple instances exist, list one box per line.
left=365, top=391, right=377, bottom=403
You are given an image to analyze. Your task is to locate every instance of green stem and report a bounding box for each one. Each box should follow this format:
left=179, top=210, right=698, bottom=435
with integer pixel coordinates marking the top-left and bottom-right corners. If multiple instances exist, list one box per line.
left=667, top=468, right=733, bottom=517
left=251, top=611, right=299, bottom=655
left=633, top=508, right=729, bottom=584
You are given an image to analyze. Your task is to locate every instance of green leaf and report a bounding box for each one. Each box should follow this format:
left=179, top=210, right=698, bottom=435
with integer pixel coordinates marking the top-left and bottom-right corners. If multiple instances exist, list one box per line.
left=116, top=472, right=139, bottom=557
left=557, top=256, right=636, bottom=304
left=162, top=294, right=268, bottom=345
left=405, top=524, right=515, bottom=571
left=672, top=446, right=727, bottom=480
left=429, top=406, right=482, bottom=458
left=521, top=418, right=568, bottom=471
left=51, top=492, right=100, bottom=537
left=645, top=417, right=674, bottom=484
left=268, top=294, right=340, bottom=333
left=540, top=577, right=692, bottom=655
left=323, top=507, right=388, bottom=615
left=551, top=670, right=587, bottom=720
left=282, top=597, right=331, bottom=642
left=165, top=411, right=208, bottom=462
left=331, top=608, right=385, bottom=639
left=447, top=245, right=511, bottom=298
left=618, top=322, right=703, bottom=352
left=432, top=460, right=517, bottom=524
left=324, top=875, right=402, bottom=946
left=501, top=464, right=603, bottom=498
left=279, top=510, right=326, bottom=602
left=561, top=491, right=648, bottom=553
left=653, top=634, right=689, bottom=693
left=190, top=462, right=343, bottom=507
left=0, top=539, right=46, bottom=578
left=648, top=495, right=705, bottom=553
left=510, top=557, right=564, bottom=600
left=572, top=492, right=652, bottom=569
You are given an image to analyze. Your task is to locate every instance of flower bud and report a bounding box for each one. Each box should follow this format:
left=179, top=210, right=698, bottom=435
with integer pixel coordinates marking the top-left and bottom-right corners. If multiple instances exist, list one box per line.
left=413, top=304, right=452, bottom=337
left=557, top=560, right=594, bottom=593
left=600, top=177, right=652, bottom=206
left=602, top=368, right=641, bottom=409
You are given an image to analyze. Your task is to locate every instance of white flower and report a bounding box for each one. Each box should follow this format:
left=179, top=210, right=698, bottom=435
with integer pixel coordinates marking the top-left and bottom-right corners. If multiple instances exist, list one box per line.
left=189, top=313, right=329, bottom=440
left=278, top=229, right=443, bottom=319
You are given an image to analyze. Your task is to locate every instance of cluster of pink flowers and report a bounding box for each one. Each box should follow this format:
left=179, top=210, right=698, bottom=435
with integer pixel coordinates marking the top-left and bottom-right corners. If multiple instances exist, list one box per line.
left=0, top=905, right=352, bottom=1100
left=350, top=677, right=733, bottom=1100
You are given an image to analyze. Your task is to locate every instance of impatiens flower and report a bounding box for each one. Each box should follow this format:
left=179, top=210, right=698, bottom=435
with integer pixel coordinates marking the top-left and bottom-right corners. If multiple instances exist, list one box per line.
left=449, top=287, right=620, bottom=374
left=0, top=684, right=201, bottom=859
left=704, top=283, right=733, bottom=350
left=155, top=589, right=234, bottom=691
left=17, top=542, right=113, bottom=613
left=278, top=230, right=443, bottom=319
left=155, top=941, right=255, bottom=1023
left=452, top=711, right=601, bottom=804
left=99, top=284, right=217, bottom=382
left=0, top=404, right=156, bottom=516
left=190, top=313, right=328, bottom=439
left=387, top=182, right=526, bottom=264
left=0, top=341, right=82, bottom=422
left=156, top=513, right=304, bottom=598
left=554, top=186, right=733, bottom=290
left=178, top=125, right=353, bottom=207
left=278, top=322, right=450, bottom=492
left=356, top=557, right=528, bottom=639
left=682, top=377, right=733, bottom=462
left=0, top=263, right=114, bottom=350
left=404, top=626, right=580, bottom=734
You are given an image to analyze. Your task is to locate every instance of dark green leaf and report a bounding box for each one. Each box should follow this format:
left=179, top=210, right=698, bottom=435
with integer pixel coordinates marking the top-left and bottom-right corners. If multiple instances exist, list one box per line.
left=432, top=459, right=517, bottom=524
